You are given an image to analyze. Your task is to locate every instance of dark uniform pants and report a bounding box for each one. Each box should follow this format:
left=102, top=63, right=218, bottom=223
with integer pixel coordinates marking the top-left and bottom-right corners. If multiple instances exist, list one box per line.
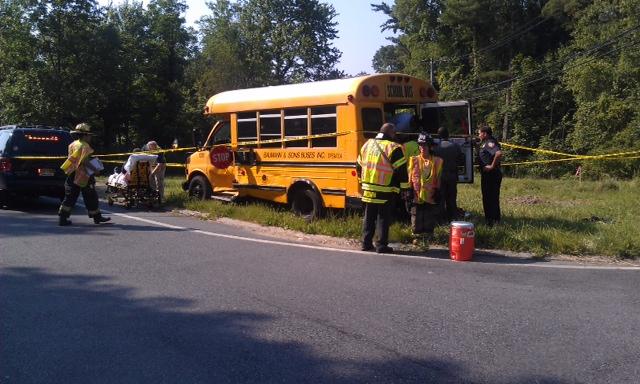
left=59, top=174, right=100, bottom=217
left=411, top=203, right=439, bottom=235
left=362, top=200, right=393, bottom=248
left=481, top=169, right=502, bottom=225
left=439, top=172, right=458, bottom=222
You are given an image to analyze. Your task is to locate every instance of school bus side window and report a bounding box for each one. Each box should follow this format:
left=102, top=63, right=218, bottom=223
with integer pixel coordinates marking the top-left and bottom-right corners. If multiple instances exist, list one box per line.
left=212, top=121, right=231, bottom=145
left=311, top=106, right=336, bottom=147
left=259, top=110, right=282, bottom=148
left=237, top=112, right=257, bottom=147
left=361, top=108, right=383, bottom=138
left=284, top=108, right=308, bottom=148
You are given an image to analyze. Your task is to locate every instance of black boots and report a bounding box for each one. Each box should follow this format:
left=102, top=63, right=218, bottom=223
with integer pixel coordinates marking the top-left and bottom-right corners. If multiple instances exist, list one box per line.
left=59, top=214, right=110, bottom=225
left=93, top=214, right=111, bottom=224
left=58, top=215, right=72, bottom=226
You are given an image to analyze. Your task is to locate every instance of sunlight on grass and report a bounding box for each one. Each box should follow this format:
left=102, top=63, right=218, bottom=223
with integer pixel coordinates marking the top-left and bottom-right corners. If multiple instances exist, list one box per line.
left=156, top=176, right=640, bottom=259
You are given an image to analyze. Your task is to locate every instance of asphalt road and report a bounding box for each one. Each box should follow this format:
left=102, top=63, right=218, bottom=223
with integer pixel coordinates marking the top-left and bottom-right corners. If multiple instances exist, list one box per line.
left=1, top=197, right=639, bottom=384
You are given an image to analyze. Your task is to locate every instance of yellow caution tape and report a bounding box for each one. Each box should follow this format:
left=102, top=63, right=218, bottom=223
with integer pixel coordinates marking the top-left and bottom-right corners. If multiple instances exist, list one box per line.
left=502, top=142, right=640, bottom=159
left=500, top=142, right=640, bottom=166
left=15, top=131, right=351, bottom=161
left=11, top=155, right=67, bottom=160
left=94, top=146, right=197, bottom=158
left=209, top=131, right=351, bottom=148
left=101, top=159, right=186, bottom=168
left=500, top=142, right=591, bottom=159
left=503, top=155, right=640, bottom=166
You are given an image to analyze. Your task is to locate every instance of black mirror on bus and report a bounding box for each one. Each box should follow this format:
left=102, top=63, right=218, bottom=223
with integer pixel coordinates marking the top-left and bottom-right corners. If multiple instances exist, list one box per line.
left=192, top=128, right=203, bottom=148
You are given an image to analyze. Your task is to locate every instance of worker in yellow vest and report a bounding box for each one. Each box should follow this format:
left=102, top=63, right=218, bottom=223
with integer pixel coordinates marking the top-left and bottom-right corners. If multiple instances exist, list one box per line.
left=407, top=133, right=443, bottom=245
left=58, top=123, right=111, bottom=226
left=403, top=137, right=420, bottom=162
left=356, top=123, right=408, bottom=253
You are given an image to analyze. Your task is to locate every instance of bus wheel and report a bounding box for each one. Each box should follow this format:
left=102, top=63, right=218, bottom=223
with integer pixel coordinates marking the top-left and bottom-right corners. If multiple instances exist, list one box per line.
left=291, top=188, right=324, bottom=220
left=188, top=175, right=212, bottom=200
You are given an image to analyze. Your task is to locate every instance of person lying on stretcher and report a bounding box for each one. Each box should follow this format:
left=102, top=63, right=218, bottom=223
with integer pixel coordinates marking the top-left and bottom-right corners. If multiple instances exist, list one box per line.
left=107, top=150, right=158, bottom=188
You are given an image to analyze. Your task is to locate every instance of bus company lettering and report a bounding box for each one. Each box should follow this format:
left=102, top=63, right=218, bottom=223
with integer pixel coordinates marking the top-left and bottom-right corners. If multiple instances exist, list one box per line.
left=263, top=151, right=283, bottom=159
left=261, top=151, right=343, bottom=160
left=387, top=85, right=414, bottom=98
left=287, top=152, right=318, bottom=159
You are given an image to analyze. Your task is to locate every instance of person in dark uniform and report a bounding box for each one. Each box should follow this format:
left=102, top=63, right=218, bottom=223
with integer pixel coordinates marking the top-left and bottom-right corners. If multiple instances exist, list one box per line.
left=477, top=126, right=503, bottom=226
left=433, top=127, right=464, bottom=223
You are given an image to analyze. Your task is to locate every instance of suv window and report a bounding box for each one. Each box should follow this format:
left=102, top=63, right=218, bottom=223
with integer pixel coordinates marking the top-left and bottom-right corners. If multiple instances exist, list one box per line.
left=0, top=131, right=12, bottom=156
left=10, top=130, right=72, bottom=156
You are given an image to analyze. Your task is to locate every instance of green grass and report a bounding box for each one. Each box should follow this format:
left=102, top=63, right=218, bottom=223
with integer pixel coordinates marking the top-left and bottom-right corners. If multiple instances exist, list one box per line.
left=159, top=176, right=640, bottom=259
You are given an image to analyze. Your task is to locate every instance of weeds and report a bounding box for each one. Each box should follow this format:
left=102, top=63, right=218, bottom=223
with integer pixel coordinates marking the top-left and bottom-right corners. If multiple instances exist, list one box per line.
left=155, top=176, right=639, bottom=259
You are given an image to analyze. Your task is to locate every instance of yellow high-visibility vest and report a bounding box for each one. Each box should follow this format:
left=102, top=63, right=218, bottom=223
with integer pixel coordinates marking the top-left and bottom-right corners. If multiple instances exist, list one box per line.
left=357, top=139, right=406, bottom=203
left=403, top=140, right=419, bottom=163
left=60, top=140, right=94, bottom=187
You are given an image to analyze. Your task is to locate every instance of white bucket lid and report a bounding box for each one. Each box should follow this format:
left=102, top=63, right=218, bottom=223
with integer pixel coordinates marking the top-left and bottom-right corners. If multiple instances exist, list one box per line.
left=451, top=221, right=474, bottom=228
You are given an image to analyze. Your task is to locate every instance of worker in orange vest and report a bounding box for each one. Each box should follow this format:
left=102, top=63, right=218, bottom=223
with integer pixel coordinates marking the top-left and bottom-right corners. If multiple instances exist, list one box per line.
left=407, top=133, right=443, bottom=245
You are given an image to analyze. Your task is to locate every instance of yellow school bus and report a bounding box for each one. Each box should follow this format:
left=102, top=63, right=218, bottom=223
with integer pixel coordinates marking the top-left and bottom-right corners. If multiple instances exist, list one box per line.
left=183, top=73, right=474, bottom=218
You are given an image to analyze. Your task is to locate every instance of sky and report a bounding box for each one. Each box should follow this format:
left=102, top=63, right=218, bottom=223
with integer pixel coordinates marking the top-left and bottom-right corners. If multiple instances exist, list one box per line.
left=97, top=0, right=395, bottom=75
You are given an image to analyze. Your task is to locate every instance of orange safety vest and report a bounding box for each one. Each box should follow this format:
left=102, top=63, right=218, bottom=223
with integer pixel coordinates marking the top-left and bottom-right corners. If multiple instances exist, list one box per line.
left=60, top=139, right=94, bottom=187
left=408, top=154, right=443, bottom=204
left=357, top=139, right=406, bottom=202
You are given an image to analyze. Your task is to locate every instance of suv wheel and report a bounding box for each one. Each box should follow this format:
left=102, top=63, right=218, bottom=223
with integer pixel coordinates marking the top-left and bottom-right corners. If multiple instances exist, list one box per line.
left=0, top=191, right=8, bottom=209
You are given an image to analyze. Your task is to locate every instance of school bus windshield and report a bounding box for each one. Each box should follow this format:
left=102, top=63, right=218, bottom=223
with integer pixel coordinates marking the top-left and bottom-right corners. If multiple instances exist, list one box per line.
left=421, top=103, right=471, bottom=136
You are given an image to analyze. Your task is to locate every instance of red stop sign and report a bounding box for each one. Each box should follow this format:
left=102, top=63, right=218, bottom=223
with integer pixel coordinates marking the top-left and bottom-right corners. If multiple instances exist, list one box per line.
left=210, top=146, right=233, bottom=169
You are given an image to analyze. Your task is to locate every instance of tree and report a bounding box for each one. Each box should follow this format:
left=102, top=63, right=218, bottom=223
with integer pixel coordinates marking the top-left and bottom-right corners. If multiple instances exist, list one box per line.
left=198, top=0, right=342, bottom=89
left=372, top=45, right=405, bottom=73
left=0, top=0, right=44, bottom=124
left=240, top=0, right=341, bottom=84
left=560, top=0, right=640, bottom=177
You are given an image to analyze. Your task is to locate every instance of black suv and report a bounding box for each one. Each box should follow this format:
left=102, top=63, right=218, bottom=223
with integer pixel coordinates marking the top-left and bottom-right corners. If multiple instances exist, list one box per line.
left=0, top=125, right=73, bottom=206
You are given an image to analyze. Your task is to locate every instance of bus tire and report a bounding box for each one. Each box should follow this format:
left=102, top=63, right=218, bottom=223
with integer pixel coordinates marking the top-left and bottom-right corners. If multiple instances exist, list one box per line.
left=188, top=175, right=212, bottom=200
left=291, top=188, right=324, bottom=220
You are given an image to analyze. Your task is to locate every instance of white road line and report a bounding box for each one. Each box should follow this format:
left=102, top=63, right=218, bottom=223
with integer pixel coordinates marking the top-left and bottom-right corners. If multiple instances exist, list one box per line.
left=100, top=208, right=640, bottom=271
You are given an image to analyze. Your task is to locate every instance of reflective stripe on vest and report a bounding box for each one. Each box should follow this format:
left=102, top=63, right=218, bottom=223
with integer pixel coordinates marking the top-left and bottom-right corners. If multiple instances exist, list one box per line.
left=358, top=139, right=404, bottom=187
left=408, top=155, right=443, bottom=204
left=60, top=140, right=94, bottom=187
left=361, top=190, right=387, bottom=204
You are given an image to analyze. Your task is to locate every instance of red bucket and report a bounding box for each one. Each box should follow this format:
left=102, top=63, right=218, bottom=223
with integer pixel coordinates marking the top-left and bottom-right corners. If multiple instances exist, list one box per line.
left=450, top=221, right=475, bottom=261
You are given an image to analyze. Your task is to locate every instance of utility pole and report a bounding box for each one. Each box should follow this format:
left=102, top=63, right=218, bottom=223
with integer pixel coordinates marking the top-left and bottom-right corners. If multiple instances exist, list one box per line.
left=429, top=59, right=435, bottom=85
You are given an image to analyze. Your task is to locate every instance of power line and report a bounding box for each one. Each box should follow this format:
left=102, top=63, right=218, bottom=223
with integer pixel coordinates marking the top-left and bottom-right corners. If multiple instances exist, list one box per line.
left=436, top=16, right=549, bottom=64
left=460, top=24, right=640, bottom=99
left=469, top=35, right=640, bottom=101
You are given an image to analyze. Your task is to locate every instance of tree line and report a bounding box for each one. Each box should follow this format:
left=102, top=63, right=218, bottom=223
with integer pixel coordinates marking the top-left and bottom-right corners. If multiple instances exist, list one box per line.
left=373, top=0, right=640, bottom=177
left=1, top=0, right=638, bottom=177
left=0, top=0, right=342, bottom=151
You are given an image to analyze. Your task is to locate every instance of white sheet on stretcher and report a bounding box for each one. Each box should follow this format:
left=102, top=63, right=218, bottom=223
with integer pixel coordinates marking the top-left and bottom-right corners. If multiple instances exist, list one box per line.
left=107, top=172, right=129, bottom=188
left=124, top=154, right=158, bottom=172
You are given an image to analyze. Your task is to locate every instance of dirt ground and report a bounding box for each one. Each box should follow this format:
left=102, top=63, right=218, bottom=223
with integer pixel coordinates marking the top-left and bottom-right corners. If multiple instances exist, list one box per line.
left=174, top=209, right=640, bottom=267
